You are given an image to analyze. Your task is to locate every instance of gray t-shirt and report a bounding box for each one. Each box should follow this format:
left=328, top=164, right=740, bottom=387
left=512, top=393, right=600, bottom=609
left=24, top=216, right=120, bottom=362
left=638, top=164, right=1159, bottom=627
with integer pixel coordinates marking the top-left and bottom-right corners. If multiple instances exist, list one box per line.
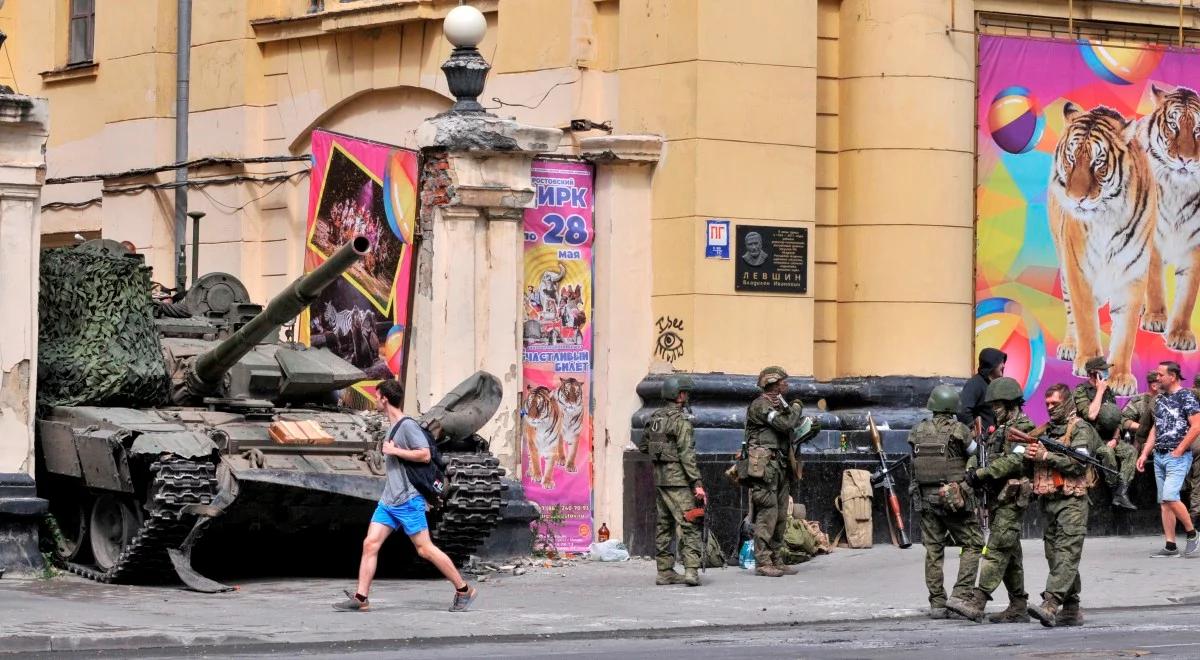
left=380, top=417, right=430, bottom=507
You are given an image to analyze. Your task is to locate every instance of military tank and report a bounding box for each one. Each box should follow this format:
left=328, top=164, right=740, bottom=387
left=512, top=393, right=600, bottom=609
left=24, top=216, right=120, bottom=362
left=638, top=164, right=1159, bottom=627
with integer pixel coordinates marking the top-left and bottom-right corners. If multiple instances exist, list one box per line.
left=35, top=236, right=505, bottom=591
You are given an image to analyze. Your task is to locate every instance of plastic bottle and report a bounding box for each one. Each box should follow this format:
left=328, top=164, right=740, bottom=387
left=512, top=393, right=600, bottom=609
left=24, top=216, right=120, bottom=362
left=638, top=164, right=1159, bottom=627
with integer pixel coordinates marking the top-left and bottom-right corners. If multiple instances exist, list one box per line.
left=739, top=540, right=756, bottom=570
left=597, top=522, right=610, bottom=542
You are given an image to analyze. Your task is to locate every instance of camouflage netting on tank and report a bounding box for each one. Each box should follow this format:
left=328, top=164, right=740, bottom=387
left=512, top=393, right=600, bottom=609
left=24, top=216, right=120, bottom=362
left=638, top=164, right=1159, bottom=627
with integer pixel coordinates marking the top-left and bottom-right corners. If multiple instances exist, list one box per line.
left=38, top=249, right=170, bottom=407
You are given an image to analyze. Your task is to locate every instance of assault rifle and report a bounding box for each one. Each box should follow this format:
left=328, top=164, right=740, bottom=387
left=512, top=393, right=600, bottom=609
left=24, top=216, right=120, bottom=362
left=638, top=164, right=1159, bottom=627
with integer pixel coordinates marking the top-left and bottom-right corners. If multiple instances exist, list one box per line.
left=974, top=419, right=991, bottom=565
left=1006, top=427, right=1120, bottom=479
left=868, top=413, right=912, bottom=549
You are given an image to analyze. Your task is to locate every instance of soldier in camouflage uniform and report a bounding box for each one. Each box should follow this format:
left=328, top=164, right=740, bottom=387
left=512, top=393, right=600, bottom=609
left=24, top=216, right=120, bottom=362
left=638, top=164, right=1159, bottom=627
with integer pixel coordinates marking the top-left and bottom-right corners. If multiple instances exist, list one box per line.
left=1187, top=375, right=1200, bottom=523
left=1120, top=371, right=1159, bottom=450
left=947, top=377, right=1033, bottom=623
left=638, top=375, right=706, bottom=587
left=908, top=384, right=983, bottom=619
left=1027, top=383, right=1097, bottom=628
left=1072, top=357, right=1137, bottom=510
left=744, top=366, right=805, bottom=578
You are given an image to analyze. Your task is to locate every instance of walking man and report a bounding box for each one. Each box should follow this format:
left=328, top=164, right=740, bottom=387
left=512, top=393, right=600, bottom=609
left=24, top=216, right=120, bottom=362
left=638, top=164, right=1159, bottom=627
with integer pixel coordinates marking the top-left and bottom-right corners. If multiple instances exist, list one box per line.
left=1026, top=384, right=1096, bottom=627
left=957, top=348, right=1007, bottom=431
left=909, top=385, right=983, bottom=619
left=1135, top=361, right=1200, bottom=558
left=639, top=375, right=706, bottom=586
left=744, top=366, right=805, bottom=577
left=1072, top=357, right=1137, bottom=510
left=334, top=379, right=477, bottom=612
left=948, top=377, right=1033, bottom=623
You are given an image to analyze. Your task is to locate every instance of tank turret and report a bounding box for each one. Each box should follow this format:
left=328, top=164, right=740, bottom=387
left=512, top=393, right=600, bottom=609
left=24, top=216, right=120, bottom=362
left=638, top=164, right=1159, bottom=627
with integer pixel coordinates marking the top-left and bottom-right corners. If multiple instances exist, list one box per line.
left=171, top=236, right=371, bottom=404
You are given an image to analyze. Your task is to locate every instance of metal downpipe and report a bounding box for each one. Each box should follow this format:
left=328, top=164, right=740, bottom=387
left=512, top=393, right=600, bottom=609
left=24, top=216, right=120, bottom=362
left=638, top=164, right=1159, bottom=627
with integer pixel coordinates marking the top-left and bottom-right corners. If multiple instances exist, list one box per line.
left=174, top=0, right=192, bottom=291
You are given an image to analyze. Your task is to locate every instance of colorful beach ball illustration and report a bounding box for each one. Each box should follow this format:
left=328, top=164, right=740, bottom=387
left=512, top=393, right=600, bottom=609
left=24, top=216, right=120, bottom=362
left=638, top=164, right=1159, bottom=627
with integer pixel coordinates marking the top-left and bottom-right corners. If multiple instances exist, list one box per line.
left=1077, top=40, right=1164, bottom=85
left=975, top=297, right=1046, bottom=401
left=988, top=86, right=1045, bottom=155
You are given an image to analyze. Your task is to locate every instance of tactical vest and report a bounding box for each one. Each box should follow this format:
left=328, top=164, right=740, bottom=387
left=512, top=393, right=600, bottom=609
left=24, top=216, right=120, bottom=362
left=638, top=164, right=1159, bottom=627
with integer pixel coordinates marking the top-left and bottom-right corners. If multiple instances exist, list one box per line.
left=910, top=421, right=968, bottom=485
left=1031, top=419, right=1090, bottom=497
left=646, top=412, right=681, bottom=464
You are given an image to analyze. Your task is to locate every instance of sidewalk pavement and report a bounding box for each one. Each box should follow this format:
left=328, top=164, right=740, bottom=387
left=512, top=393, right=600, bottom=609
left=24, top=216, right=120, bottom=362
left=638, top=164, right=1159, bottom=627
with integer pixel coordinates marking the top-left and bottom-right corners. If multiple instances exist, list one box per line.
left=2, top=535, right=1198, bottom=654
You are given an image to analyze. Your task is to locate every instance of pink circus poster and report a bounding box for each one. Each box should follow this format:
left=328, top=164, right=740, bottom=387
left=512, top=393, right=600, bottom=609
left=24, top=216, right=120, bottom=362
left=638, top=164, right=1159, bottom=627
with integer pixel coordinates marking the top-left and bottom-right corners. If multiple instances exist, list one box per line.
left=520, top=160, right=595, bottom=553
left=300, top=129, right=419, bottom=408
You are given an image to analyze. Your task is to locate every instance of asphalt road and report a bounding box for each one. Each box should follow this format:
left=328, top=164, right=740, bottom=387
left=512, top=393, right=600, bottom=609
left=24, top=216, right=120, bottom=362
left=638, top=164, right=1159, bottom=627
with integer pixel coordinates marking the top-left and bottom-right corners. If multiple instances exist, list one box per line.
left=29, top=604, right=1200, bottom=660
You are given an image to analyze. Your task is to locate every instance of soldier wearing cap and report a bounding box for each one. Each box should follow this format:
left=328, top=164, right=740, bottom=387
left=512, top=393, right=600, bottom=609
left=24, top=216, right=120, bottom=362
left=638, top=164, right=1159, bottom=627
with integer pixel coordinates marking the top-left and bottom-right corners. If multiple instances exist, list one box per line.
left=949, top=376, right=1033, bottom=623
left=638, top=375, right=706, bottom=586
left=744, top=366, right=806, bottom=577
left=1121, top=371, right=1160, bottom=450
left=1072, top=356, right=1137, bottom=510
left=908, top=384, right=982, bottom=619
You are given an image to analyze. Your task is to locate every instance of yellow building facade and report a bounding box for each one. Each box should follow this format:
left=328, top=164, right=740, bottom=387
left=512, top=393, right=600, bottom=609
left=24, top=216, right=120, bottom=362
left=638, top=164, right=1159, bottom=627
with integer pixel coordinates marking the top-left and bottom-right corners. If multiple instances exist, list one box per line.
left=3, top=0, right=1198, bottom=538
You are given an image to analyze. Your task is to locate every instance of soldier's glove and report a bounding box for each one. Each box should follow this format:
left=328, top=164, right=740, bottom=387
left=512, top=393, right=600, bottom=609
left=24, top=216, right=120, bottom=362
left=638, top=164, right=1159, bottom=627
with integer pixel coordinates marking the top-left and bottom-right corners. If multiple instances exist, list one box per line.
left=964, top=468, right=984, bottom=489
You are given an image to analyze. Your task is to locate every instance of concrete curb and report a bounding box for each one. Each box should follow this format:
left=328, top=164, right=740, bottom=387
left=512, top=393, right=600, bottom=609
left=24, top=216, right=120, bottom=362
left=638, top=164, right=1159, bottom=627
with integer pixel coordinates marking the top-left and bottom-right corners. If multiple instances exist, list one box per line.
left=0, top=602, right=1191, bottom=656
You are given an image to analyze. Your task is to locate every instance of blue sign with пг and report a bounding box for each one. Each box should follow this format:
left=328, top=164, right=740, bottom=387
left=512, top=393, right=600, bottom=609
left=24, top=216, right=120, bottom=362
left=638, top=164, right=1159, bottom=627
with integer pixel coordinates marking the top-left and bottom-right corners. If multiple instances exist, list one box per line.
left=705, top=219, right=730, bottom=259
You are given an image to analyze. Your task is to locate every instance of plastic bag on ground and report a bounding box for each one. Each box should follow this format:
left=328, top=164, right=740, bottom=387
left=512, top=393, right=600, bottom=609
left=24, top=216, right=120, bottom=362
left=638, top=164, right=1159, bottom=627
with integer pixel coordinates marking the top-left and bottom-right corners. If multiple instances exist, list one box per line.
left=588, top=539, right=630, bottom=562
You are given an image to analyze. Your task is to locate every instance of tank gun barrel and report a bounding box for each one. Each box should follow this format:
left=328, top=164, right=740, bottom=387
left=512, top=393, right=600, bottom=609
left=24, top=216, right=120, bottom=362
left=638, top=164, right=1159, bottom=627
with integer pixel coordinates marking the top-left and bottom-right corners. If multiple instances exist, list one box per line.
left=184, top=236, right=370, bottom=398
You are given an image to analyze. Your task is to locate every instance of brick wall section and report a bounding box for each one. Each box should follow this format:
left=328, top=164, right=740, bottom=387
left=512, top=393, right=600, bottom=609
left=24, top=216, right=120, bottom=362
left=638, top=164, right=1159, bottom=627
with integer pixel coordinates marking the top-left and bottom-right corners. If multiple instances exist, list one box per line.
left=418, top=151, right=453, bottom=238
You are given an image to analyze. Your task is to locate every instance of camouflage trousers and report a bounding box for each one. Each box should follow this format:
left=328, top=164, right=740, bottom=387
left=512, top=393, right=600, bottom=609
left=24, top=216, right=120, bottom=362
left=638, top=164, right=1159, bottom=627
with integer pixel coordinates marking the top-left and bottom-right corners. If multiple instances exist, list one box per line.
left=655, top=486, right=703, bottom=571
left=749, top=466, right=791, bottom=566
left=975, top=502, right=1027, bottom=601
left=920, top=507, right=983, bottom=608
left=1186, top=455, right=1200, bottom=520
left=1040, top=494, right=1088, bottom=605
left=1094, top=441, right=1137, bottom=487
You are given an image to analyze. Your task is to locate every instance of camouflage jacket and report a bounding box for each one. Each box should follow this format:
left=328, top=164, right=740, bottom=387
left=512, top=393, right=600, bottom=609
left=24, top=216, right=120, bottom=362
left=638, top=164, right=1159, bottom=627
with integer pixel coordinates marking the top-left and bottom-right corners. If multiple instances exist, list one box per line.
left=980, top=412, right=1035, bottom=483
left=908, top=413, right=973, bottom=487
left=1122, top=393, right=1155, bottom=440
left=744, top=394, right=804, bottom=451
left=640, top=403, right=701, bottom=488
left=1030, top=417, right=1097, bottom=478
left=1073, top=383, right=1121, bottom=440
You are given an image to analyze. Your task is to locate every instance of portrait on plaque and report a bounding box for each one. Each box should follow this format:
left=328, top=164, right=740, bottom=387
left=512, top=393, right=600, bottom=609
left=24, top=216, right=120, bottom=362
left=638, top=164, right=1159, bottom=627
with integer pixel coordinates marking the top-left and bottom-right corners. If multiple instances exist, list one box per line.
left=734, top=225, right=808, bottom=294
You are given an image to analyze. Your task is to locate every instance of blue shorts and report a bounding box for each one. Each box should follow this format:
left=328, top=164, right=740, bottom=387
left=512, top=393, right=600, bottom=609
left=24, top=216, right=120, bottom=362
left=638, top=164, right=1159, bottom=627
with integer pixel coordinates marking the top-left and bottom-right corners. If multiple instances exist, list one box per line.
left=370, top=495, right=429, bottom=535
left=1153, top=452, right=1194, bottom=503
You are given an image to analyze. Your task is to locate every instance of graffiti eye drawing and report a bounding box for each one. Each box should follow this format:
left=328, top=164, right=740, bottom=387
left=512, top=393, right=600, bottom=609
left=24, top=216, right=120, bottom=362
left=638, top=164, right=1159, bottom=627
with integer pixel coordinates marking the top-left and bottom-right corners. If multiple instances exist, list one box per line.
left=654, top=316, right=685, bottom=362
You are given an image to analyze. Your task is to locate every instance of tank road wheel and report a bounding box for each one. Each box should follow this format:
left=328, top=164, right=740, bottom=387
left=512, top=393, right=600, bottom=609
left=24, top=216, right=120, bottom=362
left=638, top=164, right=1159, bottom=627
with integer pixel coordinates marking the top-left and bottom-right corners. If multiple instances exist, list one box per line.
left=89, top=494, right=141, bottom=572
left=49, top=496, right=90, bottom=562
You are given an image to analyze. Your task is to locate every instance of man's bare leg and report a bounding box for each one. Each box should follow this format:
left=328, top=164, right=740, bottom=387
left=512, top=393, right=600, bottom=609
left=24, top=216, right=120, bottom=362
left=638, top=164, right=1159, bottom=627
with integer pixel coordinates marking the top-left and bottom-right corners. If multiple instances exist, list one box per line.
left=410, top=530, right=467, bottom=588
left=356, top=523, right=393, bottom=598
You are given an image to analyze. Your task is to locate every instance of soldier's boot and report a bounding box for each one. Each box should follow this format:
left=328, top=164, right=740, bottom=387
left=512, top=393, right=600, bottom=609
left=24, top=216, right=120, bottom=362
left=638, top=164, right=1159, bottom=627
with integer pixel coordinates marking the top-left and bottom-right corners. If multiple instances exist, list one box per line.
left=986, top=596, right=1030, bottom=624
left=1056, top=601, right=1083, bottom=627
left=774, top=560, right=799, bottom=576
left=928, top=607, right=950, bottom=620
left=1028, top=592, right=1061, bottom=628
left=656, top=569, right=686, bottom=586
left=683, top=567, right=701, bottom=587
left=1112, top=482, right=1137, bottom=511
left=755, top=565, right=784, bottom=578
left=945, top=588, right=988, bottom=623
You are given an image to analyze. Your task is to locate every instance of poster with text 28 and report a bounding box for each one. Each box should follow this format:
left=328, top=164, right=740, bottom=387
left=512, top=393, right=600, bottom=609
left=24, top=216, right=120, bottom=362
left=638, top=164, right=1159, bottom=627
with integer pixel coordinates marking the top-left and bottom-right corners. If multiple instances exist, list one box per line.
left=520, top=160, right=595, bottom=553
left=977, top=35, right=1200, bottom=422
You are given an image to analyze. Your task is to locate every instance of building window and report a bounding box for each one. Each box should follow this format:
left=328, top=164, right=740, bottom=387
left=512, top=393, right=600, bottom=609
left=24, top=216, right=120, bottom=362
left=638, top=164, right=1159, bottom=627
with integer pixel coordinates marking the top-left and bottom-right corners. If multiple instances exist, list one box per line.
left=68, top=0, right=95, bottom=66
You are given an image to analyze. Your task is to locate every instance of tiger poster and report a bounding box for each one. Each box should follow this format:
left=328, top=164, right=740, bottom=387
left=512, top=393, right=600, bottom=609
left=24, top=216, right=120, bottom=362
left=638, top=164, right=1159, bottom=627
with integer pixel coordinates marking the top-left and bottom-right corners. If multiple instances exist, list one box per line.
left=520, top=160, right=595, bottom=553
left=977, top=35, right=1200, bottom=422
left=299, top=129, right=419, bottom=409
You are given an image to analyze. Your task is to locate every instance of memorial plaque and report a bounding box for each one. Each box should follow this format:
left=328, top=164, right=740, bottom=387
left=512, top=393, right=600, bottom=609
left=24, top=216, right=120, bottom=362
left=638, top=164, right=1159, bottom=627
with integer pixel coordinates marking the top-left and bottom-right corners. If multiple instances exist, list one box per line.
left=734, top=225, right=808, bottom=293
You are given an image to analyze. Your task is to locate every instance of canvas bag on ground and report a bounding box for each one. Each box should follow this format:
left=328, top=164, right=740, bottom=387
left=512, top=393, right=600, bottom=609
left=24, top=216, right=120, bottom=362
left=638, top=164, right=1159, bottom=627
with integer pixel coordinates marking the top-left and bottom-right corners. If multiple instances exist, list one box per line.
left=835, top=469, right=873, bottom=548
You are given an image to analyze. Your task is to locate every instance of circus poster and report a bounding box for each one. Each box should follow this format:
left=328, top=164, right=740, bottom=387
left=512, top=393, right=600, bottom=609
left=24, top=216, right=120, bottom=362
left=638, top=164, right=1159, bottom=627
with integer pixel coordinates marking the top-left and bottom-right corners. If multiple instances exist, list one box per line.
left=977, top=35, right=1200, bottom=422
left=520, top=160, right=595, bottom=553
left=301, top=129, right=418, bottom=408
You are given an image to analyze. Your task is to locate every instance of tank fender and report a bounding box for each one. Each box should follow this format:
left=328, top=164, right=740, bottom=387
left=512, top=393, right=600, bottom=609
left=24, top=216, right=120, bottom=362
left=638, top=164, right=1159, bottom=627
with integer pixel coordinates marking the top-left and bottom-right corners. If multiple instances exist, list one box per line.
left=129, top=431, right=218, bottom=460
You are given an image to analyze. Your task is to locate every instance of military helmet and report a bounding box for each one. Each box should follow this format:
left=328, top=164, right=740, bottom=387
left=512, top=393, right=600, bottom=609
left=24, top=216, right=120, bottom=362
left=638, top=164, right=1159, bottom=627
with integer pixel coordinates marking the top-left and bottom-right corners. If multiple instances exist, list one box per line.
left=984, top=377, right=1023, bottom=404
left=661, top=374, right=695, bottom=400
left=757, top=366, right=789, bottom=390
left=927, top=384, right=960, bottom=413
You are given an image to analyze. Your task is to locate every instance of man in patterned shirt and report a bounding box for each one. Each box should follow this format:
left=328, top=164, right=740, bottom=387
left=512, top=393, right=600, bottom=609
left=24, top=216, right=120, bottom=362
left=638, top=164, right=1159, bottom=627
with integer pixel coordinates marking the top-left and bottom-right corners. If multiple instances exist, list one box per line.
left=1136, top=361, right=1200, bottom=558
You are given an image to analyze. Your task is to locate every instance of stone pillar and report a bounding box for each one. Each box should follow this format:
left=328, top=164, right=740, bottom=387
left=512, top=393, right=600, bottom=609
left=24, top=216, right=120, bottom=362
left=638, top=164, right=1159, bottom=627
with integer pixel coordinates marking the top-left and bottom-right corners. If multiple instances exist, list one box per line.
left=836, top=0, right=976, bottom=377
left=0, top=94, right=50, bottom=573
left=412, top=114, right=562, bottom=473
left=582, top=135, right=664, bottom=539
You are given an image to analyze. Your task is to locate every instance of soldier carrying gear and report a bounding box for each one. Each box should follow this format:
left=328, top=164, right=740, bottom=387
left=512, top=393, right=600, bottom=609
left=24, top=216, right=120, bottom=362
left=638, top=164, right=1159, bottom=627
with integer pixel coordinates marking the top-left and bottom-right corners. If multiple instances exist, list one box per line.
left=948, top=376, right=1034, bottom=624
left=638, top=374, right=706, bottom=587
left=744, top=366, right=808, bottom=577
left=908, top=384, right=983, bottom=619
left=1072, top=357, right=1137, bottom=510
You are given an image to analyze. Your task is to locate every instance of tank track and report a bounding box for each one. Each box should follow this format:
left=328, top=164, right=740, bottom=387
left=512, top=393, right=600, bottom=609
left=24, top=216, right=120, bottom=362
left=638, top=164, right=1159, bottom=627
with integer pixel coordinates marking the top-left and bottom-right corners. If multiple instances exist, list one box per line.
left=64, top=457, right=217, bottom=584
left=428, top=452, right=505, bottom=565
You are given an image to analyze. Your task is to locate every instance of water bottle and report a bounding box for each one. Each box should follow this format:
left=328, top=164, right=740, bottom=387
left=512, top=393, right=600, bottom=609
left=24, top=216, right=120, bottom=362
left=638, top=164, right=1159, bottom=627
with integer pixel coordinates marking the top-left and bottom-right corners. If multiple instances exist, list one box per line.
left=739, top=540, right=756, bottom=570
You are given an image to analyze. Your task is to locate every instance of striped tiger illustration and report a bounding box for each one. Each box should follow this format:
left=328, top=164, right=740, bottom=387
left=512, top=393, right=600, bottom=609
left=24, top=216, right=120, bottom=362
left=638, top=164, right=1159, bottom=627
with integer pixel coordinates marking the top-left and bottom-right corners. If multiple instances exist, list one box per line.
left=1136, top=85, right=1200, bottom=352
left=1047, top=103, right=1157, bottom=396
left=555, top=377, right=585, bottom=473
left=523, top=385, right=563, bottom=489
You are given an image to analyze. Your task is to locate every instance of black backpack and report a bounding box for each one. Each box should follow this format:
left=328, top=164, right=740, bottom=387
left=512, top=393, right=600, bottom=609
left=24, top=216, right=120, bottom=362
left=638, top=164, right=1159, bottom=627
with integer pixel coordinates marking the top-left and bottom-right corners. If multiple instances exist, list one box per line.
left=391, top=418, right=446, bottom=503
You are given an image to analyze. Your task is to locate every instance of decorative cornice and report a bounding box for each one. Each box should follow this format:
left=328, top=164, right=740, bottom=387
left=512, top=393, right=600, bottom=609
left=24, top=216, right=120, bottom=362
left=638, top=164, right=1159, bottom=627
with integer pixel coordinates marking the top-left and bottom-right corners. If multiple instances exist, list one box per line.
left=251, top=0, right=498, bottom=43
